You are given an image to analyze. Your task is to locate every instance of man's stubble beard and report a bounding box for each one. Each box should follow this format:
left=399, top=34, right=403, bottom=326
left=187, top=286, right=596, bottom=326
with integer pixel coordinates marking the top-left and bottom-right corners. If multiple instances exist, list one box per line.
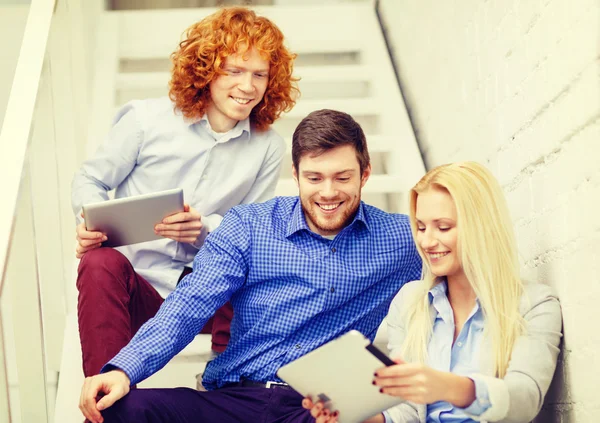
left=301, top=190, right=362, bottom=235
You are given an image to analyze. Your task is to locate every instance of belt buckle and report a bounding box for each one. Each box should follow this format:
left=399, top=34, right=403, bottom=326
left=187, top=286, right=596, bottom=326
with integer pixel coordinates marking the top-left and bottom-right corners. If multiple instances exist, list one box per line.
left=265, top=381, right=286, bottom=389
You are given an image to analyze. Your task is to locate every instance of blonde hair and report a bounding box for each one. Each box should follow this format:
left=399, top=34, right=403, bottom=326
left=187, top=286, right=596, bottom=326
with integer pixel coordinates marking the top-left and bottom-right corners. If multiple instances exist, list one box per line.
left=402, top=161, right=525, bottom=377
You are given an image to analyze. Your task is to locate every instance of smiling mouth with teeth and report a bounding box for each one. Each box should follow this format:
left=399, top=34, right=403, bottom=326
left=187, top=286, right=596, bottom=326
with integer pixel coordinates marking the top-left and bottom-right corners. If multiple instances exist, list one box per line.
left=232, top=97, right=252, bottom=105
left=317, top=203, right=342, bottom=211
left=428, top=252, right=449, bottom=259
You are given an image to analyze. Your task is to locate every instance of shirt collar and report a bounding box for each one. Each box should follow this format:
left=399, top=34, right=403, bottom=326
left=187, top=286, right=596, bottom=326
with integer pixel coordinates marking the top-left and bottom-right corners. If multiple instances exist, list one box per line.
left=428, top=279, right=482, bottom=318
left=428, top=279, right=448, bottom=304
left=192, top=115, right=252, bottom=141
left=285, top=199, right=371, bottom=238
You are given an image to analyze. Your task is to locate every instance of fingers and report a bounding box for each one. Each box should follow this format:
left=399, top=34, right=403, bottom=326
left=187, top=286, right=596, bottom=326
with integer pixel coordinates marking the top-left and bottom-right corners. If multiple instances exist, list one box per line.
left=375, top=362, right=420, bottom=378
left=76, top=222, right=105, bottom=240
left=316, top=407, right=336, bottom=423
left=79, top=376, right=104, bottom=423
left=75, top=238, right=106, bottom=259
left=154, top=218, right=203, bottom=243
left=79, top=372, right=130, bottom=423
left=155, top=221, right=202, bottom=232
left=75, top=222, right=106, bottom=257
left=310, top=401, right=324, bottom=418
left=302, top=398, right=338, bottom=422
left=378, top=386, right=425, bottom=403
left=96, top=383, right=128, bottom=411
left=302, top=397, right=314, bottom=410
left=162, top=206, right=201, bottom=225
left=155, top=230, right=201, bottom=243
left=375, top=375, right=419, bottom=392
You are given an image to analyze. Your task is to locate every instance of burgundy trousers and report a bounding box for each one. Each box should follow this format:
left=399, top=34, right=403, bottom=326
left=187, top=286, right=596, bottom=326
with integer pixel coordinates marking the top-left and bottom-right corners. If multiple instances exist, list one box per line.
left=77, top=247, right=233, bottom=377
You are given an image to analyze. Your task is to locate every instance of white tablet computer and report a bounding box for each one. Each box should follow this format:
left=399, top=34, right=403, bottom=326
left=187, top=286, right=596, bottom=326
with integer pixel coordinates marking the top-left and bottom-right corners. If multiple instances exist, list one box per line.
left=277, top=330, right=404, bottom=423
left=83, top=188, right=184, bottom=248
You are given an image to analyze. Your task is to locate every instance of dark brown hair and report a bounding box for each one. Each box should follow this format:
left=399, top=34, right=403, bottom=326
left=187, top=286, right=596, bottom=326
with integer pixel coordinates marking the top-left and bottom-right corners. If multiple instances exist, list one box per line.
left=292, top=109, right=370, bottom=173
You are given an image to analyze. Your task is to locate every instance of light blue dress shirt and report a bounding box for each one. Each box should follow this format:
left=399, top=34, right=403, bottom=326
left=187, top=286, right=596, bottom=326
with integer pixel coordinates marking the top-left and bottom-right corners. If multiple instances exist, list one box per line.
left=104, top=196, right=423, bottom=390
left=72, top=97, right=286, bottom=297
left=383, top=281, right=490, bottom=423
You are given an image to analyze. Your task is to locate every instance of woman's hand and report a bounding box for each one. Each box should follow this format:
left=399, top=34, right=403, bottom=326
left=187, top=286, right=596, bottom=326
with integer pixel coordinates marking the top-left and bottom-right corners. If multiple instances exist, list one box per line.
left=374, top=358, right=475, bottom=407
left=301, top=397, right=384, bottom=423
left=302, top=397, right=338, bottom=423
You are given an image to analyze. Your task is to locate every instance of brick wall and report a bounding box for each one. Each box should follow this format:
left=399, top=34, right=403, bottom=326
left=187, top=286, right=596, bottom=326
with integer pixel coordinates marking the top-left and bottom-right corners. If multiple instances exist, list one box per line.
left=378, top=0, right=599, bottom=421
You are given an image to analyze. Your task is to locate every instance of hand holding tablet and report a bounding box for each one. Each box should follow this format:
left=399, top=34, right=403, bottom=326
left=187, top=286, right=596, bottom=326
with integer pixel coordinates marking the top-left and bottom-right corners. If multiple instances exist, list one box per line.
left=278, top=330, right=405, bottom=423
left=82, top=188, right=185, bottom=248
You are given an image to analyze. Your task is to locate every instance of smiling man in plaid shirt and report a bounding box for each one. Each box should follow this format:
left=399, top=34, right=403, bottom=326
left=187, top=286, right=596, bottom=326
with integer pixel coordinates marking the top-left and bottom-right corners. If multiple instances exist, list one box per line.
left=79, top=109, right=422, bottom=423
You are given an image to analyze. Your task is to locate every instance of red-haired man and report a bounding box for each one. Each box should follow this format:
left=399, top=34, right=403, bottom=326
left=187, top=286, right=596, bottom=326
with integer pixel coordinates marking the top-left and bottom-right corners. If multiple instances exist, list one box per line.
left=72, top=7, right=297, bottom=378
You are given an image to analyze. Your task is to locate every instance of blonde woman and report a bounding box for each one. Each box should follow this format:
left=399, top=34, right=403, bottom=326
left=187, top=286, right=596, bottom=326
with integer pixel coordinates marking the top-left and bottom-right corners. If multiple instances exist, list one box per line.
left=304, top=161, right=562, bottom=423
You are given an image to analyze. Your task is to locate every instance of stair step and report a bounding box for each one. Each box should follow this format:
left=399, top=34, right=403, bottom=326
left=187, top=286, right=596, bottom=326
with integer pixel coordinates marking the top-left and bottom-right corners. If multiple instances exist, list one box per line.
left=115, top=65, right=374, bottom=90
left=284, top=98, right=379, bottom=119
left=295, top=64, right=374, bottom=82
left=113, top=97, right=378, bottom=120
left=116, top=4, right=370, bottom=60
left=275, top=174, right=402, bottom=196
left=284, top=134, right=396, bottom=154
left=120, top=36, right=361, bottom=61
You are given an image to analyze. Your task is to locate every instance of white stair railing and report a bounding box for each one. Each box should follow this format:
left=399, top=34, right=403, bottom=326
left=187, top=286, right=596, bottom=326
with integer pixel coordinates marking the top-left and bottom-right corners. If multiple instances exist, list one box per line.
left=0, top=0, right=56, bottom=420
left=0, top=0, right=92, bottom=421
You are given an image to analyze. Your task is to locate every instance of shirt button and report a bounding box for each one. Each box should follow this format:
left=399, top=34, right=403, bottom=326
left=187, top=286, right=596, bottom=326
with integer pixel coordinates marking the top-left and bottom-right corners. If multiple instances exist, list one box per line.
left=295, top=344, right=301, bottom=349
left=457, top=342, right=463, bottom=347
left=331, top=247, right=336, bottom=253
left=330, top=287, right=335, bottom=293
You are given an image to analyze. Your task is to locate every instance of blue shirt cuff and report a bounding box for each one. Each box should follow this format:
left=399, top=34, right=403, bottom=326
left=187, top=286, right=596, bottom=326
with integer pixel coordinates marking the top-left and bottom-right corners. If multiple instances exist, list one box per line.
left=460, top=375, right=491, bottom=415
left=382, top=410, right=393, bottom=423
left=100, top=348, right=146, bottom=386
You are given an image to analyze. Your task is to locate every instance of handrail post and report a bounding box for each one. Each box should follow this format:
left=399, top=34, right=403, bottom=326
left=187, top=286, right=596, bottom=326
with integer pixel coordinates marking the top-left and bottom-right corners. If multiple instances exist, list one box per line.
left=0, top=323, right=10, bottom=423
left=5, top=164, right=49, bottom=422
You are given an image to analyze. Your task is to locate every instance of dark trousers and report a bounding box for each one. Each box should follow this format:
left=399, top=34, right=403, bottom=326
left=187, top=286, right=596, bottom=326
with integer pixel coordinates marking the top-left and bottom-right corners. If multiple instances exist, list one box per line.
left=76, top=247, right=233, bottom=376
left=101, top=387, right=314, bottom=423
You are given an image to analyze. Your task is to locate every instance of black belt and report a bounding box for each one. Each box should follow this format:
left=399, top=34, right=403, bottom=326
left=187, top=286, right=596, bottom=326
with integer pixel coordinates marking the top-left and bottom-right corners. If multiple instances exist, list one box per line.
left=222, top=380, right=293, bottom=390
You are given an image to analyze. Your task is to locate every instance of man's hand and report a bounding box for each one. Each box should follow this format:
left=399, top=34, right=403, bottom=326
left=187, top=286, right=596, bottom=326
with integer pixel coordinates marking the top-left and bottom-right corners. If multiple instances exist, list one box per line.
left=76, top=214, right=107, bottom=258
left=154, top=203, right=203, bottom=244
left=79, top=370, right=130, bottom=423
left=374, top=358, right=475, bottom=407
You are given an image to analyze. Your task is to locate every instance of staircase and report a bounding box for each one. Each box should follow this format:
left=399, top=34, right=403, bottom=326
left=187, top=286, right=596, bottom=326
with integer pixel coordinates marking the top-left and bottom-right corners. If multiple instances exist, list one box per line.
left=88, top=2, right=424, bottom=212
left=54, top=2, right=425, bottom=422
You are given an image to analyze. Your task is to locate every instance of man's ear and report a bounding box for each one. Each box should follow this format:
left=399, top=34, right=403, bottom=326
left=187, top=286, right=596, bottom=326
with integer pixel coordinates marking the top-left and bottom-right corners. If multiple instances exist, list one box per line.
left=292, top=165, right=299, bottom=188
left=360, top=164, right=372, bottom=188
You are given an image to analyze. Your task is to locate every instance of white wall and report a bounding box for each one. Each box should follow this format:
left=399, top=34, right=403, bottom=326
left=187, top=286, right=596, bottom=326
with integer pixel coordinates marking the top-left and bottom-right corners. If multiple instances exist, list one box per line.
left=379, top=0, right=599, bottom=421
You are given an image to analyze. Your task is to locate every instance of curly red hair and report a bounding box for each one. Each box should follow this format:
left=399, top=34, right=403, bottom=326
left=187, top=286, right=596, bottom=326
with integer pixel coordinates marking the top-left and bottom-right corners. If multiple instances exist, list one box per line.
left=169, top=7, right=298, bottom=131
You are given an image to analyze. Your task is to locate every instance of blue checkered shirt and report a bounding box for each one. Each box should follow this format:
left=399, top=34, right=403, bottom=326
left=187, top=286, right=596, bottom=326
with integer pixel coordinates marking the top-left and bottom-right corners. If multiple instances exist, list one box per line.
left=105, top=196, right=422, bottom=389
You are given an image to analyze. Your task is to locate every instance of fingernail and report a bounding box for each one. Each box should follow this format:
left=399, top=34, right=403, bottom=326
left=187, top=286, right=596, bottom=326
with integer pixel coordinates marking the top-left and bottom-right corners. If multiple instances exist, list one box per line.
left=373, top=372, right=378, bottom=377
left=102, top=236, right=107, bottom=241
left=372, top=380, right=376, bottom=385
left=379, top=388, right=384, bottom=393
